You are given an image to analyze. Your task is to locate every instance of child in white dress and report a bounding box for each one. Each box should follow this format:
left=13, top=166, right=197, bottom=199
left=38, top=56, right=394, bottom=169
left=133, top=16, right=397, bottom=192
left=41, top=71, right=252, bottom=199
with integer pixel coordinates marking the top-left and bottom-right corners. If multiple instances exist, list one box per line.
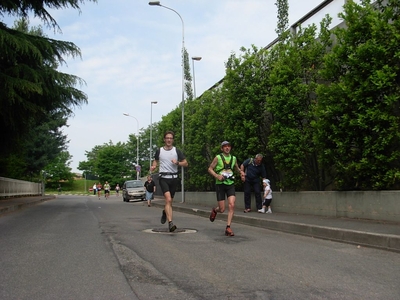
left=258, top=179, right=272, bottom=213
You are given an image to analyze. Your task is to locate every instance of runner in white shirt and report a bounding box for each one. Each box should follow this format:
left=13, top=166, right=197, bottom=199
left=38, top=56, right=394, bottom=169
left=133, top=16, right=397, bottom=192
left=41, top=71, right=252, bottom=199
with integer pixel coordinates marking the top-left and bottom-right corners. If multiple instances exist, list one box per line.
left=150, top=131, right=188, bottom=232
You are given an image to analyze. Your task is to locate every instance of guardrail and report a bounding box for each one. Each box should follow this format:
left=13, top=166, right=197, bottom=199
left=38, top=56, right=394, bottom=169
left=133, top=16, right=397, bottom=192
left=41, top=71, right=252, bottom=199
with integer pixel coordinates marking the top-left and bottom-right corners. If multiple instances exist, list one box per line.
left=0, top=177, right=43, bottom=198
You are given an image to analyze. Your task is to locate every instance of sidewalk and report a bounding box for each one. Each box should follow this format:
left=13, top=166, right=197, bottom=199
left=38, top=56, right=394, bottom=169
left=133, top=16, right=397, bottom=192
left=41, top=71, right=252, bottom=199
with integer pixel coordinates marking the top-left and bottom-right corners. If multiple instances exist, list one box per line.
left=150, top=198, right=400, bottom=253
left=1, top=195, right=399, bottom=253
left=0, top=195, right=55, bottom=215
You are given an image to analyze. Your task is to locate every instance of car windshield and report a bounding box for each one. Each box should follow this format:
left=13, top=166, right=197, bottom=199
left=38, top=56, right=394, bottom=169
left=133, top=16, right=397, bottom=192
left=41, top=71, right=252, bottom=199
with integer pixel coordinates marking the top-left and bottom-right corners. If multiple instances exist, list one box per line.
left=126, top=182, right=142, bottom=188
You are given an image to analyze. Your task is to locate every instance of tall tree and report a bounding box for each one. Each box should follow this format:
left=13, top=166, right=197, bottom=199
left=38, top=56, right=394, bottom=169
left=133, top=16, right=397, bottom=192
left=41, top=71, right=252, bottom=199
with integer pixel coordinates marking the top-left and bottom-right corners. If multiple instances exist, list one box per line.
left=0, top=1, right=94, bottom=178
left=43, top=151, right=74, bottom=184
left=1, top=0, right=97, bottom=29
left=183, top=48, right=193, bottom=101
left=275, top=0, right=289, bottom=39
left=78, top=142, right=132, bottom=187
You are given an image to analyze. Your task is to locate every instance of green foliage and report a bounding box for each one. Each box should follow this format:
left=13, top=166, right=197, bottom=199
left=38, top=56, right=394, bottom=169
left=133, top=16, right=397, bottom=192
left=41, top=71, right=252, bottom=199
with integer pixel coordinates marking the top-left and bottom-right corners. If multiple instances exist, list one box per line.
left=275, top=0, right=289, bottom=39
left=184, top=89, right=225, bottom=190
left=223, top=45, right=271, bottom=157
left=25, top=112, right=69, bottom=172
left=149, top=0, right=400, bottom=191
left=267, top=17, right=332, bottom=190
left=183, top=47, right=193, bottom=101
left=1, top=0, right=97, bottom=30
left=0, top=2, right=92, bottom=178
left=43, top=151, right=74, bottom=183
left=136, top=124, right=160, bottom=175
left=78, top=142, right=133, bottom=188
left=47, top=177, right=94, bottom=193
left=316, top=0, right=400, bottom=190
left=78, top=0, right=400, bottom=192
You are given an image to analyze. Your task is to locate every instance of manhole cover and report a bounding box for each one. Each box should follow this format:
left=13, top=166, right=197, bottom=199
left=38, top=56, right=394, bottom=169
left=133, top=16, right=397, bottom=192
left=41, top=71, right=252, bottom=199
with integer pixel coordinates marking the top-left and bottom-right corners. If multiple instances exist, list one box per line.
left=143, top=228, right=197, bottom=234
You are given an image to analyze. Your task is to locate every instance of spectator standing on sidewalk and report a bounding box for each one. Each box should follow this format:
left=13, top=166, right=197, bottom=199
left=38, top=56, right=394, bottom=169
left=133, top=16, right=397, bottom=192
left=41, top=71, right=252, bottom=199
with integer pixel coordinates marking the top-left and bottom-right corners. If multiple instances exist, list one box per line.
left=93, top=183, right=97, bottom=195
left=240, top=154, right=267, bottom=212
left=115, top=184, right=120, bottom=197
left=208, top=141, right=245, bottom=237
left=144, top=175, right=156, bottom=207
left=258, top=179, right=272, bottom=213
left=150, top=131, right=188, bottom=232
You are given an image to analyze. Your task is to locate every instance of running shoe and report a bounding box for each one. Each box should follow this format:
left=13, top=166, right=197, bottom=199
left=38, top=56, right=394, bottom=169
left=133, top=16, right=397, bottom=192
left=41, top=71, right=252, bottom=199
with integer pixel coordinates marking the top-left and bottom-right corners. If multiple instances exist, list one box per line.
left=209, top=207, right=217, bottom=222
left=161, top=210, right=166, bottom=224
left=169, top=222, right=177, bottom=232
left=225, top=227, right=234, bottom=236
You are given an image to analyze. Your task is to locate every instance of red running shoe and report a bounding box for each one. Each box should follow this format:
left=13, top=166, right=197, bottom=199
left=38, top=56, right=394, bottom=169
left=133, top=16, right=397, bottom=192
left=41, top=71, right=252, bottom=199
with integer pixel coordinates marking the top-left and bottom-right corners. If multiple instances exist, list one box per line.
left=209, top=208, right=217, bottom=222
left=225, top=227, right=234, bottom=236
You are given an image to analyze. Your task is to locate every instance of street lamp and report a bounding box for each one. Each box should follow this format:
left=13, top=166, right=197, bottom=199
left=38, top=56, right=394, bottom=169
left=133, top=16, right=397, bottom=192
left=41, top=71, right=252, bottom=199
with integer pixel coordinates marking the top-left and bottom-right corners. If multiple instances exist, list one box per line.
left=149, top=1, right=186, bottom=202
left=191, top=56, right=202, bottom=99
left=123, top=113, right=140, bottom=180
left=150, top=101, right=158, bottom=173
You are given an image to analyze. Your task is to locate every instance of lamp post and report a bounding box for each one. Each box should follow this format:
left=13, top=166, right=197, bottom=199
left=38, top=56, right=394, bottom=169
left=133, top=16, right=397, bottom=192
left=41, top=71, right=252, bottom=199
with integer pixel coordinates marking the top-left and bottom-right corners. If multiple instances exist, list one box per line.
left=123, top=113, right=140, bottom=180
left=150, top=101, right=158, bottom=173
left=149, top=1, right=186, bottom=203
left=191, top=56, right=202, bottom=99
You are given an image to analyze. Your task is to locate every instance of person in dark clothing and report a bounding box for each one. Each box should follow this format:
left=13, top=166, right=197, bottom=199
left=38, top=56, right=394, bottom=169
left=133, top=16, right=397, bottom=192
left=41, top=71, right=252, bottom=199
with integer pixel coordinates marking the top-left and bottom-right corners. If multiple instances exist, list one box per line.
left=240, top=154, right=267, bottom=212
left=144, top=175, right=156, bottom=207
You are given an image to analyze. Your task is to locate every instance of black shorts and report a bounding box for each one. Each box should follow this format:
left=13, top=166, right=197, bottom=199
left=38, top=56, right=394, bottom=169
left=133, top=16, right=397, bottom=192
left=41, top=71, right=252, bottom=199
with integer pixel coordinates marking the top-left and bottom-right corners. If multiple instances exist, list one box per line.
left=159, top=177, right=179, bottom=198
left=215, top=184, right=235, bottom=201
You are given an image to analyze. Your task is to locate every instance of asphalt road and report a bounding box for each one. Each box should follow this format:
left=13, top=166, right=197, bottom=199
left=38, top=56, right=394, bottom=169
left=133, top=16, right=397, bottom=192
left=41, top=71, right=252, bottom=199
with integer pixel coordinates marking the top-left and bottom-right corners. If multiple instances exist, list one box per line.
left=0, top=195, right=399, bottom=300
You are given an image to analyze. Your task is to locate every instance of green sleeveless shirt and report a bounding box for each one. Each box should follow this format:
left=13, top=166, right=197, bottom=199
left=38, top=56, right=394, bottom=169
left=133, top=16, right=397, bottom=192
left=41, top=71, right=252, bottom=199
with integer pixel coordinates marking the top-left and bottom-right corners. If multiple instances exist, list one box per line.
left=215, top=154, right=236, bottom=185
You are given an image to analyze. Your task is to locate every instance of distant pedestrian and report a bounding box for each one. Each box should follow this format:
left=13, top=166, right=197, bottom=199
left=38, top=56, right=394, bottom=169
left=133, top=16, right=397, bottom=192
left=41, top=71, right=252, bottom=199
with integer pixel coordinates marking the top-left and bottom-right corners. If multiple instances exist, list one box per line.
left=240, top=154, right=267, bottom=212
left=144, top=175, right=156, bottom=207
left=93, top=183, right=97, bottom=195
left=57, top=184, right=62, bottom=194
left=208, top=141, right=245, bottom=237
left=115, top=184, right=120, bottom=196
left=97, top=182, right=102, bottom=200
left=258, top=179, right=272, bottom=213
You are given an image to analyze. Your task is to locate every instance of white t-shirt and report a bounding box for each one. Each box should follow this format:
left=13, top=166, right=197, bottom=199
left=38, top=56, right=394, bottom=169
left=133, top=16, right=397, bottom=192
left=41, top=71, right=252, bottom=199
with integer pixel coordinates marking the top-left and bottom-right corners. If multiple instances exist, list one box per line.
left=264, top=185, right=272, bottom=199
left=154, top=146, right=185, bottom=174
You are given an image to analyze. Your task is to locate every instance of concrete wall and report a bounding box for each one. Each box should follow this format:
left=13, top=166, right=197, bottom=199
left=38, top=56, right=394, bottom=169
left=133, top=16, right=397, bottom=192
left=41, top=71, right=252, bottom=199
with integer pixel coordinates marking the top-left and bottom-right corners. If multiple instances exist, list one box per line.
left=174, top=191, right=400, bottom=223
left=0, top=177, right=42, bottom=198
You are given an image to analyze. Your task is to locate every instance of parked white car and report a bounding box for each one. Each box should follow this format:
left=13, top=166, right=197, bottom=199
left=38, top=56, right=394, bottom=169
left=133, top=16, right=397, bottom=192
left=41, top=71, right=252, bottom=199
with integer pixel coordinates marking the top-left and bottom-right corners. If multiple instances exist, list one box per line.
left=122, top=180, right=145, bottom=202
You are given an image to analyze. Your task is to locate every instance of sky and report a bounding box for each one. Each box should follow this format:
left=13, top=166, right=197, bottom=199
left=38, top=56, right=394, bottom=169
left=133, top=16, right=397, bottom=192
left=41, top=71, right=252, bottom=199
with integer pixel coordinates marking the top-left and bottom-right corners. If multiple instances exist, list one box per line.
left=4, top=0, right=347, bottom=173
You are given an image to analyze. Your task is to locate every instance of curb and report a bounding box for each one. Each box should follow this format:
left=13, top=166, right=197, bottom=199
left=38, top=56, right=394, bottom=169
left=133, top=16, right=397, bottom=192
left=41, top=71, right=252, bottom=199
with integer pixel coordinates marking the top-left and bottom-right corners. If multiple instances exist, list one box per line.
left=151, top=202, right=400, bottom=253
